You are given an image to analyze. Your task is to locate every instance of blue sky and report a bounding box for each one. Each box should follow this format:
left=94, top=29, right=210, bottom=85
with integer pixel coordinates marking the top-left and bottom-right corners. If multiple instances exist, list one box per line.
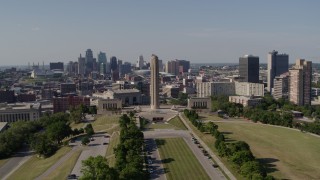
left=0, top=0, right=319, bottom=65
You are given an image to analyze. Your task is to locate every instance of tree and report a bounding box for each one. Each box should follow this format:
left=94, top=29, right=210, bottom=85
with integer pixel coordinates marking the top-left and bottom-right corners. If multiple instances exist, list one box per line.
left=80, top=155, right=118, bottom=180
left=46, top=121, right=72, bottom=144
left=240, top=161, right=266, bottom=178
left=30, top=133, right=57, bottom=157
left=84, top=124, right=95, bottom=136
left=70, top=106, right=82, bottom=124
left=81, top=136, right=90, bottom=145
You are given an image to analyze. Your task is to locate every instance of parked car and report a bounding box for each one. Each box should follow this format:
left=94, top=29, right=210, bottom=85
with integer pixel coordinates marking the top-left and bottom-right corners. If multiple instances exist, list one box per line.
left=212, top=164, right=219, bottom=168
left=67, top=174, right=77, bottom=179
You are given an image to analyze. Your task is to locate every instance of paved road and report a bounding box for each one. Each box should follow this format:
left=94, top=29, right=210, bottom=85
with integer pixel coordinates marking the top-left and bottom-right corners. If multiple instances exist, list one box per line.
left=144, top=139, right=167, bottom=180
left=70, top=133, right=109, bottom=178
left=0, top=150, right=33, bottom=180
left=144, top=130, right=227, bottom=180
left=179, top=113, right=236, bottom=180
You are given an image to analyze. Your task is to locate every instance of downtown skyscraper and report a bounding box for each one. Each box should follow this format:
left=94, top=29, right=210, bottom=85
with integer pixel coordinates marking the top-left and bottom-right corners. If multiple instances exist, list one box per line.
left=267, top=50, right=289, bottom=93
left=239, top=55, right=260, bottom=83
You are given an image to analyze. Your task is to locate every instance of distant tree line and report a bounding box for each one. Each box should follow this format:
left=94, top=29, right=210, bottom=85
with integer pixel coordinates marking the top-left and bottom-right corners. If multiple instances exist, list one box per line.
left=211, top=94, right=320, bottom=135
left=184, top=109, right=275, bottom=180
left=0, top=107, right=94, bottom=159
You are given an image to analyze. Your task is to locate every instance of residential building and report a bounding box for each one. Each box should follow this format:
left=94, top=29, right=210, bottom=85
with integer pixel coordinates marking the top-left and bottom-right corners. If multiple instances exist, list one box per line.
left=289, top=59, right=312, bottom=105
left=273, top=73, right=289, bottom=100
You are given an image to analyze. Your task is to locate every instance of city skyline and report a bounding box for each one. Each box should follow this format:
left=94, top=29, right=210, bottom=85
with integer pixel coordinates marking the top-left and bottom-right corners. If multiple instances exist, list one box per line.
left=1, top=1, right=320, bottom=65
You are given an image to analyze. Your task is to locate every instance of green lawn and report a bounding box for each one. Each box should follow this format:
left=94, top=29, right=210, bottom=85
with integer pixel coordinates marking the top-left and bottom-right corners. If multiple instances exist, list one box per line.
left=181, top=114, right=244, bottom=180
left=168, top=116, right=187, bottom=130
left=156, top=138, right=210, bottom=180
left=70, top=121, right=86, bottom=129
left=7, top=147, right=72, bottom=180
left=92, top=115, right=120, bottom=132
left=105, top=132, right=120, bottom=167
left=0, top=158, right=9, bottom=168
left=198, top=113, right=223, bottom=121
left=146, top=123, right=176, bottom=130
left=43, top=149, right=82, bottom=180
left=215, top=122, right=320, bottom=180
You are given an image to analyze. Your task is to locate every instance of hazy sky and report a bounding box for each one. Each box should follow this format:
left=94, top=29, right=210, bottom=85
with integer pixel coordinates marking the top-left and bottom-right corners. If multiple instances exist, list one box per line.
left=1, top=0, right=319, bottom=65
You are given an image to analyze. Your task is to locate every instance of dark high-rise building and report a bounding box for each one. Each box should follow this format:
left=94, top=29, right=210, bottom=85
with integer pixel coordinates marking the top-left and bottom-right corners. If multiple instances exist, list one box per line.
left=85, top=49, right=94, bottom=74
left=177, top=60, right=190, bottom=73
left=110, top=56, right=118, bottom=71
left=50, top=62, right=64, bottom=71
left=98, top=52, right=107, bottom=74
left=78, top=54, right=86, bottom=77
left=267, top=50, right=289, bottom=93
left=239, top=55, right=260, bottom=83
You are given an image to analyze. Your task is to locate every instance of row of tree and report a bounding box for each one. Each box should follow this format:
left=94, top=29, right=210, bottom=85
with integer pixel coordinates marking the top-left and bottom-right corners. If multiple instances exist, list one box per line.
left=184, top=109, right=275, bottom=180
left=80, top=114, right=147, bottom=180
left=211, top=94, right=320, bottom=135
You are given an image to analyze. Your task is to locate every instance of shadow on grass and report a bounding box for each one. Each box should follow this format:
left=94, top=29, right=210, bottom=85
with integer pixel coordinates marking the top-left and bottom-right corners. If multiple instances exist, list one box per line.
left=155, top=139, right=166, bottom=147
left=257, top=158, right=279, bottom=174
left=224, top=137, right=236, bottom=143
left=221, top=131, right=233, bottom=135
left=162, top=158, right=175, bottom=164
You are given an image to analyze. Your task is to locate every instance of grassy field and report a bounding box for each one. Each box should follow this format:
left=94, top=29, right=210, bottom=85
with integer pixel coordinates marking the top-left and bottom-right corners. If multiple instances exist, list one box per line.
left=70, top=121, right=86, bottom=129
left=168, top=116, right=187, bottom=130
left=156, top=138, right=210, bottom=180
left=105, top=132, right=120, bottom=167
left=216, top=122, right=320, bottom=180
left=7, top=147, right=72, bottom=180
left=146, top=123, right=176, bottom=130
left=43, top=149, right=82, bottom=180
left=181, top=114, right=244, bottom=180
left=198, top=113, right=224, bottom=121
left=92, top=115, right=120, bottom=132
left=0, top=158, right=9, bottom=168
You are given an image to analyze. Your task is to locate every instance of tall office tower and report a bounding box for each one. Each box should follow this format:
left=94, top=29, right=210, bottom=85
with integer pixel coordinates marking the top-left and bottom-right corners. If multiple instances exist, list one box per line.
left=85, top=49, right=94, bottom=74
left=118, top=60, right=123, bottom=76
left=239, top=55, right=260, bottom=83
left=177, top=60, right=190, bottom=73
left=98, top=52, right=107, bottom=74
left=106, top=62, right=111, bottom=74
left=100, top=63, right=106, bottom=75
left=110, top=56, right=118, bottom=71
left=267, top=50, right=289, bottom=93
left=289, top=59, right=312, bottom=106
left=158, top=59, right=163, bottom=72
left=136, top=55, right=144, bottom=69
left=150, top=54, right=160, bottom=110
left=166, top=60, right=179, bottom=75
left=78, top=54, right=86, bottom=77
